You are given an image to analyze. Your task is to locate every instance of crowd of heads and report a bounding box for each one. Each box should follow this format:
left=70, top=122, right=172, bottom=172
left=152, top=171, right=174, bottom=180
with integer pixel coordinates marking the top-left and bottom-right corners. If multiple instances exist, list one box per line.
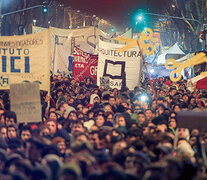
left=0, top=75, right=206, bottom=179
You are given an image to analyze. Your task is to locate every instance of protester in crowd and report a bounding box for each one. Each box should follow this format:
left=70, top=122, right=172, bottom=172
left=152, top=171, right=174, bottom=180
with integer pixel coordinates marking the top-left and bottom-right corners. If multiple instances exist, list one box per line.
left=7, top=124, right=18, bottom=140
left=0, top=74, right=206, bottom=179
left=0, top=124, right=7, bottom=139
left=19, top=125, right=32, bottom=142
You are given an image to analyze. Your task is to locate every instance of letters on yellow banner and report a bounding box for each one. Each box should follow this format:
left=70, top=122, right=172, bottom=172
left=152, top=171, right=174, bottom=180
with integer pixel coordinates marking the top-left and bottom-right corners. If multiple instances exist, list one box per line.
left=116, top=28, right=155, bottom=55
left=165, top=52, right=207, bottom=82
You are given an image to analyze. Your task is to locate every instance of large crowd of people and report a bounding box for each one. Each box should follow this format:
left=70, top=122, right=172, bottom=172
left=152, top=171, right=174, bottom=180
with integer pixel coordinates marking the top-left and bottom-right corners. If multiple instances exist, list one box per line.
left=0, top=74, right=206, bottom=179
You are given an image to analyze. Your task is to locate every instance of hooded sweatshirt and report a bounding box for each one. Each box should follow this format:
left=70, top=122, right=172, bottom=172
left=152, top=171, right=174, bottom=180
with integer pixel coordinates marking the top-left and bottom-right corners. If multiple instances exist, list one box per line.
left=89, top=94, right=100, bottom=105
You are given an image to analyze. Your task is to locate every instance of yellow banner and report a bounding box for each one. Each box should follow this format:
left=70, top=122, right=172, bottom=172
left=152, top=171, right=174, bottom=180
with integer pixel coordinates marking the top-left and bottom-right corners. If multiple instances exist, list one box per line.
left=0, top=30, right=50, bottom=91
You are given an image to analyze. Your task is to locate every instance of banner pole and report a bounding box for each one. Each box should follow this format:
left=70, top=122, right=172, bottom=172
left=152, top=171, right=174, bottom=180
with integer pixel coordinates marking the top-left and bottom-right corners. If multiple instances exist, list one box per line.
left=185, top=69, right=203, bottom=111
left=136, top=40, right=158, bottom=108
left=94, top=26, right=96, bottom=54
left=47, top=29, right=51, bottom=108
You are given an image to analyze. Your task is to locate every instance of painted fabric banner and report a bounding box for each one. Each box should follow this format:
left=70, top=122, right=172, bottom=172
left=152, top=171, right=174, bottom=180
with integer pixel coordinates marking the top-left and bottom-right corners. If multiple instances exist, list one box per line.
left=73, top=46, right=98, bottom=83
left=0, top=30, right=50, bottom=91
left=32, top=26, right=107, bottom=75
left=97, top=39, right=141, bottom=90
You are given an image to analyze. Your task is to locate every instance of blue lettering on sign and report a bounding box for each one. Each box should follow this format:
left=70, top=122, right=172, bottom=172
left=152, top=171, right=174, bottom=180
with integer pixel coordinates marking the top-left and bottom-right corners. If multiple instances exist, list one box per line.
left=22, top=80, right=42, bottom=84
left=0, top=76, right=9, bottom=87
left=68, top=56, right=73, bottom=71
left=1, top=56, right=30, bottom=73
left=11, top=56, right=21, bottom=73
left=2, top=56, right=6, bottom=72
left=25, top=56, right=30, bottom=73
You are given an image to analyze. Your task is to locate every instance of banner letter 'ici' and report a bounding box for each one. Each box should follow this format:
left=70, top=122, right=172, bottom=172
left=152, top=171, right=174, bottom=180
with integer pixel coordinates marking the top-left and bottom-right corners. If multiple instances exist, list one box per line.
left=1, top=56, right=30, bottom=73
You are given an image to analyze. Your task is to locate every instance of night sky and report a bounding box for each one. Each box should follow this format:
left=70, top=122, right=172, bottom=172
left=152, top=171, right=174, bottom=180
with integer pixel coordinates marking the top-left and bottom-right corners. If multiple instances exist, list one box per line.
left=63, top=0, right=168, bottom=30
left=1, top=0, right=170, bottom=31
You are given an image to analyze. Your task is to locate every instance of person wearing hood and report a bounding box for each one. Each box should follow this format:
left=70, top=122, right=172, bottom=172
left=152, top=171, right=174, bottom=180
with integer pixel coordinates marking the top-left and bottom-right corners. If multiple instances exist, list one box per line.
left=88, top=94, right=100, bottom=107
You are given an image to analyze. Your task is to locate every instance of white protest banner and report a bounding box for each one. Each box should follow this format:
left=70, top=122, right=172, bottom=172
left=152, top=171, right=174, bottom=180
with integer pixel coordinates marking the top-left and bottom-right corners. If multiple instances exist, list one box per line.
left=32, top=26, right=47, bottom=34
left=10, top=83, right=42, bottom=123
left=97, top=39, right=141, bottom=90
left=53, top=27, right=108, bottom=75
left=33, top=26, right=107, bottom=75
left=0, top=30, right=50, bottom=91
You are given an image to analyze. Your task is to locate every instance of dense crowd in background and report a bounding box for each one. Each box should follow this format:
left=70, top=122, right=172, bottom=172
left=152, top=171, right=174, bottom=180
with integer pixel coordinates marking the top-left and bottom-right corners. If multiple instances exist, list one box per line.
left=0, top=74, right=206, bottom=179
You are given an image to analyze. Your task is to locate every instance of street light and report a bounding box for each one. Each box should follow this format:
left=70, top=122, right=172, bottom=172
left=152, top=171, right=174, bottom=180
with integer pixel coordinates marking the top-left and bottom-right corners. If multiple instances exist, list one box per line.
left=138, top=11, right=202, bottom=26
left=111, top=28, right=115, bottom=32
left=0, top=5, right=45, bottom=17
left=137, top=14, right=143, bottom=21
left=137, top=11, right=203, bottom=50
left=42, top=6, right=48, bottom=13
left=33, top=19, right=37, bottom=26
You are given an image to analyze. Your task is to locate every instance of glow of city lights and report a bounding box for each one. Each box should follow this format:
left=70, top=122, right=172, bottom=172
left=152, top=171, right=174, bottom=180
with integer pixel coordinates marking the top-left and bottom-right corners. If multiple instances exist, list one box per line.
left=111, top=28, right=115, bottom=32
left=137, top=15, right=143, bottom=21
left=140, top=95, right=148, bottom=102
left=42, top=6, right=48, bottom=13
left=33, top=19, right=36, bottom=25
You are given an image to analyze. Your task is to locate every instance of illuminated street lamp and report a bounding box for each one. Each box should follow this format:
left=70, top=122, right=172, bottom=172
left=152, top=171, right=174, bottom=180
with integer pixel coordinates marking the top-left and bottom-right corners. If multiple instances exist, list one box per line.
left=42, top=6, right=48, bottom=13
left=137, top=10, right=203, bottom=50
left=137, top=11, right=202, bottom=26
left=111, top=27, right=115, bottom=32
left=137, top=14, right=143, bottom=21
left=33, top=19, right=37, bottom=26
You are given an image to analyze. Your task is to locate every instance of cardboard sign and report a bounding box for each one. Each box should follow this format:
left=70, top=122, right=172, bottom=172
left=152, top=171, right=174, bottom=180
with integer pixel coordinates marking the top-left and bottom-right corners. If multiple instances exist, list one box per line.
left=10, top=83, right=42, bottom=123
left=177, top=111, right=207, bottom=130
left=100, top=76, right=110, bottom=89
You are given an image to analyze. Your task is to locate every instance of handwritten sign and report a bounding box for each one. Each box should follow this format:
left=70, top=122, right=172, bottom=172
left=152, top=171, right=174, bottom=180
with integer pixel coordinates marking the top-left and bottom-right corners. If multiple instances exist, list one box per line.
left=10, top=83, right=42, bottom=123
left=100, top=76, right=110, bottom=89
